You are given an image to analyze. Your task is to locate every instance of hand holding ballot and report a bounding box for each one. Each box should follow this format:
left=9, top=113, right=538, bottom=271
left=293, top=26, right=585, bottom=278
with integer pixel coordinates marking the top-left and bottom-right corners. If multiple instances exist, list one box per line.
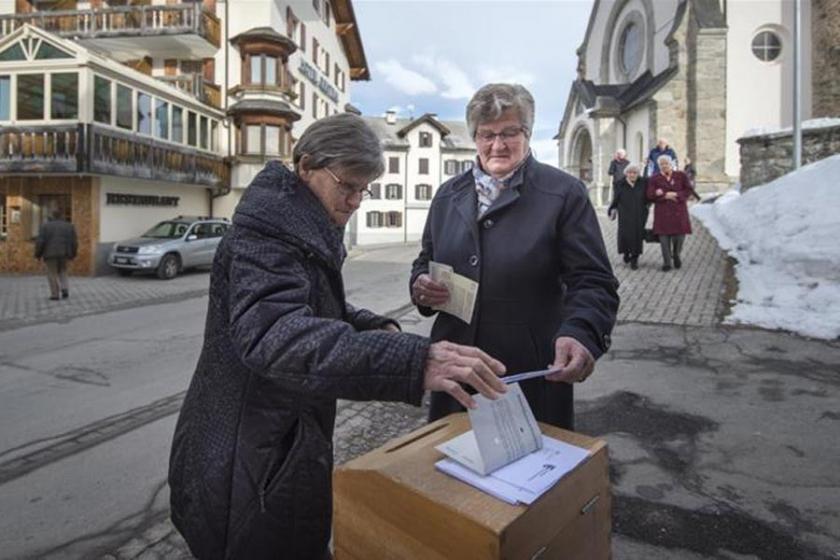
left=424, top=341, right=508, bottom=409
left=413, top=262, right=479, bottom=324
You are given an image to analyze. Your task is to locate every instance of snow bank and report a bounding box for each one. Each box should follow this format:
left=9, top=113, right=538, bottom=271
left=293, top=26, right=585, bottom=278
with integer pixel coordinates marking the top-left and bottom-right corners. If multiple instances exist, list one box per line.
left=692, top=154, right=840, bottom=339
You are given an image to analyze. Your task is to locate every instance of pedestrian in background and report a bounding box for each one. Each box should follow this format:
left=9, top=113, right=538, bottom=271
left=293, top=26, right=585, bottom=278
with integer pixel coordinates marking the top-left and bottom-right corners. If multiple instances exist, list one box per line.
left=411, top=83, right=619, bottom=430
left=608, top=163, right=647, bottom=270
left=647, top=155, right=692, bottom=271
left=608, top=149, right=630, bottom=189
left=683, top=156, right=702, bottom=201
left=168, top=114, right=507, bottom=560
left=646, top=138, right=679, bottom=176
left=34, top=208, right=77, bottom=301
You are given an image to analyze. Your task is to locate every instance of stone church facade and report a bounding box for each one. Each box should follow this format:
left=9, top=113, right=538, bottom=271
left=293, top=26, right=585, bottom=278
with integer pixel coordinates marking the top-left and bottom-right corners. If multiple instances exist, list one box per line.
left=557, top=0, right=837, bottom=205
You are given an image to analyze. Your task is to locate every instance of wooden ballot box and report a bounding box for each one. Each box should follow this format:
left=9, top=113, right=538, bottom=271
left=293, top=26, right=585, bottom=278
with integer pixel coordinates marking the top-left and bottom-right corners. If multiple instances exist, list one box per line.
left=333, top=413, right=610, bottom=560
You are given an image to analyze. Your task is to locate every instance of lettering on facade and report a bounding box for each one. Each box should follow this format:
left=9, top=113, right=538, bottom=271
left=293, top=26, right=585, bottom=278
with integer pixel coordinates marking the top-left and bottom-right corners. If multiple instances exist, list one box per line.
left=299, top=60, right=340, bottom=103
left=106, top=193, right=180, bottom=207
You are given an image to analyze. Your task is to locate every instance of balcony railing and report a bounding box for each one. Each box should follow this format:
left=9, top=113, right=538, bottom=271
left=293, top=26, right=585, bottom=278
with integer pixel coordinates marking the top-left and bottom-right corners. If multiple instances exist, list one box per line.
left=157, top=73, right=222, bottom=109
left=0, top=3, right=221, bottom=49
left=0, top=123, right=228, bottom=188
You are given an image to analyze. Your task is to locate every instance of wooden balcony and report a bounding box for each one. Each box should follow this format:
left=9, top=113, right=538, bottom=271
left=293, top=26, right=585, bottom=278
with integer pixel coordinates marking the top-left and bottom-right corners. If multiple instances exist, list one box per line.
left=158, top=73, right=222, bottom=109
left=0, top=3, right=221, bottom=59
left=0, top=124, right=228, bottom=188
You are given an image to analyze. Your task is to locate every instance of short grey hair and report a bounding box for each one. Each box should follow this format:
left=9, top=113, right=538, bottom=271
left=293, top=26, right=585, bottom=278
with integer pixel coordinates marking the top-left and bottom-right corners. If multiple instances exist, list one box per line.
left=657, top=154, right=673, bottom=166
left=465, top=83, right=535, bottom=139
left=293, top=113, right=384, bottom=179
left=625, top=163, right=641, bottom=174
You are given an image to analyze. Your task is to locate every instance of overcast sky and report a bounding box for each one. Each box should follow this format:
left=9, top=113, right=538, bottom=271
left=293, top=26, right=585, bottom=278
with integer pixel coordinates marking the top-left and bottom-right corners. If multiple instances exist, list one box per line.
left=351, top=0, right=595, bottom=166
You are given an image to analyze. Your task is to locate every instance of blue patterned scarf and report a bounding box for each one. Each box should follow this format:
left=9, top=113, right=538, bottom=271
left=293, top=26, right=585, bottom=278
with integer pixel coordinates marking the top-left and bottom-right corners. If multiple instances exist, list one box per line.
left=472, top=152, right=530, bottom=218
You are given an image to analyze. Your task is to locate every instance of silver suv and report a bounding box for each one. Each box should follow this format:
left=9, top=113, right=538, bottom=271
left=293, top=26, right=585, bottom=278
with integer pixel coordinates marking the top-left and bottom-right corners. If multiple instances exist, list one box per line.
left=108, top=216, right=230, bottom=279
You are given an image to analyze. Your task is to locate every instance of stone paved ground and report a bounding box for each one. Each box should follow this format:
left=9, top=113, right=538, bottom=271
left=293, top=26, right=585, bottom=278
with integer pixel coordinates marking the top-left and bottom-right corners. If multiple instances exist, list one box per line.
left=1, top=210, right=735, bottom=558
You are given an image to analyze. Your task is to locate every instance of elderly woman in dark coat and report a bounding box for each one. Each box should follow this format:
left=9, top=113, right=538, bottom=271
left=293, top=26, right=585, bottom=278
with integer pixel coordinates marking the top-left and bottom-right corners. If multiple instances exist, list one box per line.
left=168, top=114, right=507, bottom=560
left=646, top=155, right=693, bottom=271
left=608, top=163, right=647, bottom=270
left=410, top=84, right=620, bottom=430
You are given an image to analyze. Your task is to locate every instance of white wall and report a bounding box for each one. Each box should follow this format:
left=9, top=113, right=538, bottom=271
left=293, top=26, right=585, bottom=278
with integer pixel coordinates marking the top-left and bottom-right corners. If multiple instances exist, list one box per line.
left=99, top=177, right=210, bottom=242
left=624, top=104, right=649, bottom=167
left=725, top=0, right=812, bottom=177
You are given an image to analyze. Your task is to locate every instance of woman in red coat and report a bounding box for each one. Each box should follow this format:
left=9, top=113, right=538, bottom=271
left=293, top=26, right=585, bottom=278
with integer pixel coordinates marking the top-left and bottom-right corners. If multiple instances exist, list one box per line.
left=646, top=155, right=692, bottom=271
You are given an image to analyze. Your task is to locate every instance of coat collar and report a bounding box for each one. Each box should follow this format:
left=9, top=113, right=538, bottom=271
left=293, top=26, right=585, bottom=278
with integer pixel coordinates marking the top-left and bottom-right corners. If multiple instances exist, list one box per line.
left=233, top=162, right=346, bottom=271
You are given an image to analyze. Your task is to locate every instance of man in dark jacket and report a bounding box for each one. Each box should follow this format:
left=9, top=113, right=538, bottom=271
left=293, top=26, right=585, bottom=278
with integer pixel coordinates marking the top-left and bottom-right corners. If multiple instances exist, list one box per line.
left=646, top=137, right=679, bottom=176
left=169, top=114, right=506, bottom=560
left=411, top=84, right=619, bottom=430
left=35, top=208, right=78, bottom=300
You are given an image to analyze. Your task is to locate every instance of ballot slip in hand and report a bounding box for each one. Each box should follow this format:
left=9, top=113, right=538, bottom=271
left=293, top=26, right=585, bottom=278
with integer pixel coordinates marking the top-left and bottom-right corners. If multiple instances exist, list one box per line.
left=428, top=261, right=479, bottom=324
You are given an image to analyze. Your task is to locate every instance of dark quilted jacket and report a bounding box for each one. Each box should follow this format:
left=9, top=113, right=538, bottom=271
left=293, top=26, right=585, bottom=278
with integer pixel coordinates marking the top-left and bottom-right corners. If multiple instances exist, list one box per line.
left=34, top=218, right=77, bottom=260
left=169, top=162, right=430, bottom=560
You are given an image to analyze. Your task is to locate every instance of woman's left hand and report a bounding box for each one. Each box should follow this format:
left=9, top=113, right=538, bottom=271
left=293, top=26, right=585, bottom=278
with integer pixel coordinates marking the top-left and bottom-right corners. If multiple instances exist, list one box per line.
left=546, top=337, right=595, bottom=384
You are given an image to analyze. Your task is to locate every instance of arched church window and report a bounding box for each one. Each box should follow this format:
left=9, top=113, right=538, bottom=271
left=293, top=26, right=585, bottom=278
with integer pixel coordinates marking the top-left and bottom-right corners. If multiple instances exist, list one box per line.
left=619, top=21, right=643, bottom=76
left=751, top=30, right=782, bottom=62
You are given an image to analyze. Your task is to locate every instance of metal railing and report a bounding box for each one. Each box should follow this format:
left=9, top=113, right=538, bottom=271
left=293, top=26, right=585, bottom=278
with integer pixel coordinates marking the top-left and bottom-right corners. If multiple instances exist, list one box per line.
left=0, top=3, right=221, bottom=48
left=157, top=73, right=222, bottom=109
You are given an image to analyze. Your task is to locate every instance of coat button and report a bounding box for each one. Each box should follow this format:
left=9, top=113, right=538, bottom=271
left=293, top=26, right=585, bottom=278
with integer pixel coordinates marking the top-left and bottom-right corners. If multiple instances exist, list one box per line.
left=483, top=219, right=494, bottom=229
left=469, top=255, right=479, bottom=267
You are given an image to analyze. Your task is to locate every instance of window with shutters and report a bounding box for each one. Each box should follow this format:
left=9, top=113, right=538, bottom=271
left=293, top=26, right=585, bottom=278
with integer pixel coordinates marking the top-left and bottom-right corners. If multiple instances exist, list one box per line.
left=386, top=211, right=403, bottom=228
left=419, top=132, right=432, bottom=147
left=366, top=211, right=382, bottom=228
left=461, top=160, right=474, bottom=172
left=369, top=183, right=382, bottom=199
left=388, top=157, right=399, bottom=174
left=418, top=158, right=429, bottom=175
left=415, top=184, right=432, bottom=200
left=385, top=184, right=402, bottom=200
left=444, top=159, right=458, bottom=175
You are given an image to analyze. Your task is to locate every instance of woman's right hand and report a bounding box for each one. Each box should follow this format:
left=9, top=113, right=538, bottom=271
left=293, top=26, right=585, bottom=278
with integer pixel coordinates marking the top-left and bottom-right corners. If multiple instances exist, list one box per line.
left=412, top=273, right=450, bottom=307
left=423, top=341, right=507, bottom=409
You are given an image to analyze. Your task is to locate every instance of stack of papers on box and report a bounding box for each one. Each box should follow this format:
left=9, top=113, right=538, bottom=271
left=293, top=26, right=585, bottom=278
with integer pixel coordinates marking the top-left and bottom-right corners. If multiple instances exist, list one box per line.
left=435, top=383, right=590, bottom=505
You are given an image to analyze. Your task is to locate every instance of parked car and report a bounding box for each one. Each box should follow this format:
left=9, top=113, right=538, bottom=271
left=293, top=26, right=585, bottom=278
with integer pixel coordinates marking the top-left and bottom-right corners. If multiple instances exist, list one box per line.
left=109, top=216, right=230, bottom=279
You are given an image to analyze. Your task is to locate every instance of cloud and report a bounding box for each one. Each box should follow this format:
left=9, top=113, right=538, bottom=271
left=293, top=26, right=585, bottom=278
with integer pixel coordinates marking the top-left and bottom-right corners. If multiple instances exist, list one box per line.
left=413, top=55, right=475, bottom=100
left=374, top=59, right=438, bottom=96
left=530, top=137, right=561, bottom=168
left=478, top=66, right=537, bottom=88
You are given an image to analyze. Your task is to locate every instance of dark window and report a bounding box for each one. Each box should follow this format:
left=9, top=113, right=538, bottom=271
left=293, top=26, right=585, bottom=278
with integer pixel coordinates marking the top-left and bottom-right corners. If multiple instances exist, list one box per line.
left=369, top=183, right=381, bottom=199
left=94, top=76, right=111, bottom=125
left=200, top=116, right=208, bottom=149
left=211, top=120, right=218, bottom=151
left=415, top=184, right=432, bottom=200
left=323, top=0, right=331, bottom=25
left=116, top=84, right=132, bottom=130
left=752, top=30, right=782, bottom=62
left=137, top=92, right=152, bottom=134
left=172, top=106, right=184, bottom=143
left=312, top=92, right=318, bottom=119
left=312, top=38, right=319, bottom=65
left=444, top=159, right=458, bottom=175
left=419, top=158, right=429, bottom=174
left=155, top=99, right=169, bottom=140
left=17, top=74, right=44, bottom=120
left=35, top=42, right=71, bottom=60
left=366, top=211, right=382, bottom=228
left=388, top=157, right=399, bottom=173
left=385, top=184, right=402, bottom=200
left=0, top=75, right=10, bottom=121
left=208, top=223, right=228, bottom=237
left=619, top=21, right=643, bottom=76
left=0, top=43, right=25, bottom=61
left=300, top=23, right=306, bottom=52
left=419, top=132, right=432, bottom=147
left=299, top=82, right=306, bottom=109
left=187, top=111, right=197, bottom=146
left=386, top=211, right=402, bottom=228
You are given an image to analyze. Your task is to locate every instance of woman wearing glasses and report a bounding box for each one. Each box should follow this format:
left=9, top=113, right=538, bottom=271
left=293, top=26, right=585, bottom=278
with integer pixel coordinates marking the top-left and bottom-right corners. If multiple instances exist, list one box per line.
left=411, top=83, right=619, bottom=429
left=169, top=114, right=507, bottom=559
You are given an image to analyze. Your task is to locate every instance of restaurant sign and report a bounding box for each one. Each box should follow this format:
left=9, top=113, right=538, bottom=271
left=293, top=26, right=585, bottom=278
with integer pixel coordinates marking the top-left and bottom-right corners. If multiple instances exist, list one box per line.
left=299, top=60, right=340, bottom=103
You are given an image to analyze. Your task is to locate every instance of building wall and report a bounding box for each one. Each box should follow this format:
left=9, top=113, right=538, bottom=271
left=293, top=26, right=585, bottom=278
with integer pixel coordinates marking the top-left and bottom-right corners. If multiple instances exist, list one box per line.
left=725, top=0, right=813, bottom=177
left=0, top=176, right=98, bottom=275
left=811, top=0, right=840, bottom=118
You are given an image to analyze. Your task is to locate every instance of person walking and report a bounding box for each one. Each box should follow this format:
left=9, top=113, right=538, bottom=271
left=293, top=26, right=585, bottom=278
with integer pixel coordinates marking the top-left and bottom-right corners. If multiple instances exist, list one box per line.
left=646, top=138, right=678, bottom=176
left=410, top=83, right=619, bottom=430
left=607, top=149, right=630, bottom=188
left=647, top=155, right=692, bottom=271
left=34, top=208, right=77, bottom=300
left=608, top=163, right=647, bottom=270
left=168, top=114, right=507, bottom=560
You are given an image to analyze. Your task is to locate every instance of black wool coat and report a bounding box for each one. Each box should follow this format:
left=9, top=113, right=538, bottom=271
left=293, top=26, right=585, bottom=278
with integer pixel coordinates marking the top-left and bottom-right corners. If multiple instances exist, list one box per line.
left=411, top=156, right=619, bottom=429
left=35, top=218, right=77, bottom=260
left=169, top=162, right=429, bottom=560
left=608, top=177, right=649, bottom=256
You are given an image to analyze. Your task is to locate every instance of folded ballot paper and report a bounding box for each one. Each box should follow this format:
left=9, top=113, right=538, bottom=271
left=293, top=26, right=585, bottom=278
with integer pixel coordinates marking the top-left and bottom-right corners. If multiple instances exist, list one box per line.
left=429, top=261, right=478, bottom=324
left=435, top=384, right=590, bottom=505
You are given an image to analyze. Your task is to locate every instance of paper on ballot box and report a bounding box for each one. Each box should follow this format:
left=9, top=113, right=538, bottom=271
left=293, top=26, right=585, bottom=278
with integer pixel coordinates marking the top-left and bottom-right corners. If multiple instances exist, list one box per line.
left=429, top=261, right=478, bottom=324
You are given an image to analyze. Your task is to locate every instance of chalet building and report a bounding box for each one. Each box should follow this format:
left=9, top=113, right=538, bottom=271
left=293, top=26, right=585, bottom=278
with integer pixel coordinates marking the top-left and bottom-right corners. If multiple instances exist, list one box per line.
left=352, top=111, right=476, bottom=246
left=0, top=0, right=369, bottom=275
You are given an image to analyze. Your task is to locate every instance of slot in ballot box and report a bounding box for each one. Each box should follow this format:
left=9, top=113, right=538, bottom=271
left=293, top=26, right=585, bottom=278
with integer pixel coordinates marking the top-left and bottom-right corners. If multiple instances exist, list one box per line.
left=334, top=413, right=610, bottom=560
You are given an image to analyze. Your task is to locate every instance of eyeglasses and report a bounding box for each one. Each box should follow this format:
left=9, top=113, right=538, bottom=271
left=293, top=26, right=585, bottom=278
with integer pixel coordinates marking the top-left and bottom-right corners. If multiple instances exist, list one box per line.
left=323, top=167, right=372, bottom=199
left=474, top=126, right=527, bottom=145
